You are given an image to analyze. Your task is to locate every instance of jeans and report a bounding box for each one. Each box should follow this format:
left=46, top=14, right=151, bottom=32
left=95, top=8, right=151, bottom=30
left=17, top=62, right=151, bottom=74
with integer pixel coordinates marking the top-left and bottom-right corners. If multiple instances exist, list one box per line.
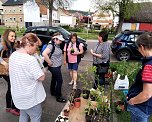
left=1, top=75, right=17, bottom=109
left=48, top=66, right=63, bottom=98
left=19, top=104, right=42, bottom=122
left=93, top=73, right=105, bottom=89
left=127, top=104, right=150, bottom=122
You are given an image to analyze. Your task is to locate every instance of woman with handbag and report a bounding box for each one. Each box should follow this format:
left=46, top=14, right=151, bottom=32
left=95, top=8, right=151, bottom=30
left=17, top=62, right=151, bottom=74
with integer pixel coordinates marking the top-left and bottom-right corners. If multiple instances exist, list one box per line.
left=0, top=29, right=19, bottom=116
left=90, top=31, right=111, bottom=89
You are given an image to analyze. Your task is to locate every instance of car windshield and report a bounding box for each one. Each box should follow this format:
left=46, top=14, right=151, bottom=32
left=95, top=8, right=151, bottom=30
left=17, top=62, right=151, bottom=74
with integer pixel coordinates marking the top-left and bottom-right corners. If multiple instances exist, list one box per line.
left=57, top=28, right=71, bottom=39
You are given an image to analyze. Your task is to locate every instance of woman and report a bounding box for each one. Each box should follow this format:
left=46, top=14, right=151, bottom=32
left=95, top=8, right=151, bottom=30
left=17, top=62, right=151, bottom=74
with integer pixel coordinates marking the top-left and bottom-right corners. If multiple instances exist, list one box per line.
left=42, top=33, right=66, bottom=103
left=9, top=33, right=46, bottom=122
left=90, top=31, right=111, bottom=89
left=0, top=29, right=19, bottom=116
left=64, top=33, right=84, bottom=89
left=127, top=32, right=152, bottom=122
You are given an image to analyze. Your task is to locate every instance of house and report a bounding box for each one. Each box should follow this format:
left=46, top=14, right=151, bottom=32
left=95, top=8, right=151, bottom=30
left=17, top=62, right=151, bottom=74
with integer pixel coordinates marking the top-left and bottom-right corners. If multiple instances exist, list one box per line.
left=0, top=0, right=7, bottom=25
left=92, top=11, right=113, bottom=29
left=122, top=2, right=152, bottom=31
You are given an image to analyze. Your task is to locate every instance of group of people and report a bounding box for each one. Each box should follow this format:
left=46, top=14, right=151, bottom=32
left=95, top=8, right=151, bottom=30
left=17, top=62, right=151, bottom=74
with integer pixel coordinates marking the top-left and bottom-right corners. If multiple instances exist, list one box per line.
left=0, top=28, right=152, bottom=122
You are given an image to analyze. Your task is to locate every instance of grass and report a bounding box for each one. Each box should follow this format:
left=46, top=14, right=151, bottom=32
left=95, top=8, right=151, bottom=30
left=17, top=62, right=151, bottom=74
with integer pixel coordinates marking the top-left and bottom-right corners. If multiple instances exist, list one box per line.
left=0, top=26, right=25, bottom=37
left=0, top=26, right=115, bottom=40
left=74, top=32, right=115, bottom=40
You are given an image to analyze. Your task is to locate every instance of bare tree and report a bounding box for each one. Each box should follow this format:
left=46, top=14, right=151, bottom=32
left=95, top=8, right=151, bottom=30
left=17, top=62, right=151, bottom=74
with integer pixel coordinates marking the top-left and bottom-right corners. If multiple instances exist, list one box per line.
left=94, top=0, right=141, bottom=34
left=36, top=0, right=72, bottom=26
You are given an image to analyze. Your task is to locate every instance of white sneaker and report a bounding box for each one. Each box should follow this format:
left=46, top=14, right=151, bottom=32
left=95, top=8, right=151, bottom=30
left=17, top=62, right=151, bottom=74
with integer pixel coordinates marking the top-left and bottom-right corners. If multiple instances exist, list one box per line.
left=73, top=84, right=77, bottom=89
left=68, top=80, right=74, bottom=85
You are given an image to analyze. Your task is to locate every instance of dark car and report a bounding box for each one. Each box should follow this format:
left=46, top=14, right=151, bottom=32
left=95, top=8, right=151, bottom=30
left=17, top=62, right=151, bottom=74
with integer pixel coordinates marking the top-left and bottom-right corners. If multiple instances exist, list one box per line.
left=111, top=30, right=146, bottom=61
left=24, top=26, right=87, bottom=52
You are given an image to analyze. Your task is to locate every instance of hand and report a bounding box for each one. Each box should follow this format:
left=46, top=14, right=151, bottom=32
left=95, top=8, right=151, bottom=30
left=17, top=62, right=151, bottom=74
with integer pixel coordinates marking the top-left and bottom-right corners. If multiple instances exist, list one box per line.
left=90, top=49, right=94, bottom=55
left=64, top=60, right=67, bottom=65
left=2, top=61, right=9, bottom=71
left=48, top=61, right=53, bottom=67
left=128, top=98, right=134, bottom=105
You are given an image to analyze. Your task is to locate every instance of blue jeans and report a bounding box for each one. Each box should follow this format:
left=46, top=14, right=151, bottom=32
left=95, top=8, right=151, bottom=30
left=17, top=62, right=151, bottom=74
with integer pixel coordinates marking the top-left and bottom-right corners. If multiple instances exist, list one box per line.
left=127, top=104, right=150, bottom=122
left=19, top=104, right=42, bottom=122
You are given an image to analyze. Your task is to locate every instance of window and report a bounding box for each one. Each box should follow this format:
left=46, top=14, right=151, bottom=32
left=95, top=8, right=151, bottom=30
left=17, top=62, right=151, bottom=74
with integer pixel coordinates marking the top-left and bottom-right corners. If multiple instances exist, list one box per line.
left=13, top=9, right=15, bottom=12
left=10, top=17, right=12, bottom=22
left=14, top=17, right=16, bottom=22
left=9, top=10, right=11, bottom=13
left=5, top=19, right=7, bottom=22
left=20, top=9, right=22, bottom=12
left=36, top=28, right=47, bottom=35
left=49, top=28, right=57, bottom=36
left=128, top=34, right=139, bottom=42
left=20, top=17, right=22, bottom=22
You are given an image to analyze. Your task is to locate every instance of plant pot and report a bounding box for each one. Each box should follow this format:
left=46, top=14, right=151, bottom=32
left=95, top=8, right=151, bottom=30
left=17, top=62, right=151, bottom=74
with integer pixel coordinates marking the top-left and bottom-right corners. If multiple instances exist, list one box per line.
left=82, top=90, right=90, bottom=99
left=74, top=89, right=81, bottom=98
left=85, top=114, right=92, bottom=122
left=90, top=94, right=95, bottom=101
left=63, top=109, right=70, bottom=116
left=74, top=98, right=81, bottom=108
left=69, top=103, right=74, bottom=110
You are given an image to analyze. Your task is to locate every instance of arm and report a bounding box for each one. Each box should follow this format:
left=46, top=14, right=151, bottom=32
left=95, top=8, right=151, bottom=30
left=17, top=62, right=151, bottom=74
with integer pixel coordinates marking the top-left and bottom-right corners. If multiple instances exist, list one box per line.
left=90, top=49, right=102, bottom=58
left=38, top=74, right=45, bottom=81
left=64, top=51, right=67, bottom=65
left=42, top=48, right=52, bottom=66
left=128, top=83, right=152, bottom=105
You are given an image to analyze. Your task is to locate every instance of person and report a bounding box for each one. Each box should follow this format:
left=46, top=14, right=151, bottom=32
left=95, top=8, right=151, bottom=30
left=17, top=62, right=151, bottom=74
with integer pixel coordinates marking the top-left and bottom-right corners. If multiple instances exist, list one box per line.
left=127, top=32, right=152, bottom=122
left=9, top=33, right=46, bottom=122
left=64, top=33, right=84, bottom=89
left=90, top=31, right=111, bottom=89
left=42, top=33, right=67, bottom=103
left=0, top=29, right=20, bottom=116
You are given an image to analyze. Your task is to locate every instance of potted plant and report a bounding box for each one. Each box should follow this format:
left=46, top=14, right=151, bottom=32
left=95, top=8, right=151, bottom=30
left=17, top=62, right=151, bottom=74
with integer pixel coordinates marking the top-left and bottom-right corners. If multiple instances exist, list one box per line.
left=85, top=101, right=95, bottom=122
left=70, top=48, right=75, bottom=54
left=78, top=66, right=96, bottom=99
left=63, top=108, right=70, bottom=117
left=74, top=98, right=81, bottom=108
left=68, top=91, right=75, bottom=110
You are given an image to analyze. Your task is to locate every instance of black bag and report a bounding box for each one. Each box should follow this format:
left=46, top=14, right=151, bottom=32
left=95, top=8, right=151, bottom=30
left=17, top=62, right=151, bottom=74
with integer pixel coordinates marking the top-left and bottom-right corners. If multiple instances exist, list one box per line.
left=97, top=65, right=109, bottom=74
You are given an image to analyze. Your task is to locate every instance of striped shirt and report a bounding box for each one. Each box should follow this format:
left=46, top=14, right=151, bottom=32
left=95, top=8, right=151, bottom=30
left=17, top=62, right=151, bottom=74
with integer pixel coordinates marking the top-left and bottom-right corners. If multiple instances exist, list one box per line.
left=9, top=51, right=46, bottom=109
left=142, top=65, right=152, bottom=83
left=47, top=44, right=63, bottom=67
left=93, top=42, right=111, bottom=64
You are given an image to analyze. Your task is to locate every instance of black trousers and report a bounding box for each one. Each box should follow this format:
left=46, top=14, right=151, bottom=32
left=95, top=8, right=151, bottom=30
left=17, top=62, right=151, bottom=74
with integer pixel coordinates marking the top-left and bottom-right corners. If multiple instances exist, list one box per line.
left=48, top=66, right=63, bottom=98
left=1, top=75, right=18, bottom=109
left=93, top=63, right=109, bottom=89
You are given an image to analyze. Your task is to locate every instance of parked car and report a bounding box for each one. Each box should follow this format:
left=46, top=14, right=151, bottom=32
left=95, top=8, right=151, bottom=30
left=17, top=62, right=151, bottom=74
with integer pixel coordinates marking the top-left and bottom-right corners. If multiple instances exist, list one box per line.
left=111, top=30, right=146, bottom=61
left=24, top=26, right=87, bottom=52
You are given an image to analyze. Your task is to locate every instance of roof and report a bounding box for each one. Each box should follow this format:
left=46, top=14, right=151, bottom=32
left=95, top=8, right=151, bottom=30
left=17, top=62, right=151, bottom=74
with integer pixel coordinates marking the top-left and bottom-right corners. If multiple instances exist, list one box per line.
left=2, top=0, right=23, bottom=6
left=68, top=10, right=93, bottom=16
left=124, top=2, right=152, bottom=23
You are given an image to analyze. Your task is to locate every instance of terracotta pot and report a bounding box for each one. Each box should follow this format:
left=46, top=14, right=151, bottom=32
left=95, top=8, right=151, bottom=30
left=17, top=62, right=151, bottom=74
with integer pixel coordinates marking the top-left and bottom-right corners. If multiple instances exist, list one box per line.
left=74, top=98, right=81, bottom=108
left=69, top=103, right=74, bottom=110
left=64, top=109, right=70, bottom=116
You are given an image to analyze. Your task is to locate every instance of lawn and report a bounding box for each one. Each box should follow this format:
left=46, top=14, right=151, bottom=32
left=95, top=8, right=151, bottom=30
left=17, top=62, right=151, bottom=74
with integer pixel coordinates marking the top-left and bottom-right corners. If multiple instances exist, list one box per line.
left=76, top=32, right=115, bottom=40
left=0, top=26, right=115, bottom=40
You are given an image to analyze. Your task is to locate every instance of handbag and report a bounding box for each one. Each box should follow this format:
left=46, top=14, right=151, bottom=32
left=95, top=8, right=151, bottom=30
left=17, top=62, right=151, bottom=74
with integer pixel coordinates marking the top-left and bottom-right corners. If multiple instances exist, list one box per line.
left=97, top=65, right=109, bottom=74
left=0, top=50, right=9, bottom=75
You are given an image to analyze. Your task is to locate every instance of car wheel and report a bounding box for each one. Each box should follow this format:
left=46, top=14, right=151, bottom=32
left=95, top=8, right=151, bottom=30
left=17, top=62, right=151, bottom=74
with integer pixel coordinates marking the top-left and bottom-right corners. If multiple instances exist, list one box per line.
left=116, top=50, right=131, bottom=61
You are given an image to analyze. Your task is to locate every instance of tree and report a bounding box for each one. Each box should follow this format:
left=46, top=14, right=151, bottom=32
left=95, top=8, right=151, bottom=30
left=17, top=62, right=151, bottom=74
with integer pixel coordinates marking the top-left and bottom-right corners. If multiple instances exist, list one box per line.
left=94, top=0, right=141, bottom=34
left=36, top=0, right=72, bottom=26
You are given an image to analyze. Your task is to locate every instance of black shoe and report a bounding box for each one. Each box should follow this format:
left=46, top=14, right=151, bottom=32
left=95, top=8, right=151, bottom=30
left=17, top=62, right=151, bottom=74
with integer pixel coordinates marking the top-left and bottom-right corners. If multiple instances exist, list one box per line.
left=51, top=92, right=56, bottom=96
left=56, top=97, right=67, bottom=103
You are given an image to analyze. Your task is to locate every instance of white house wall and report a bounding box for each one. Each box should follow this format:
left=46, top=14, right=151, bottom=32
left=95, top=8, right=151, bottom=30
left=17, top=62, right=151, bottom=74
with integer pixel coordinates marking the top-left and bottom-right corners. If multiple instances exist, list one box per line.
left=23, top=1, right=40, bottom=22
left=122, top=23, right=140, bottom=31
left=60, top=15, right=73, bottom=25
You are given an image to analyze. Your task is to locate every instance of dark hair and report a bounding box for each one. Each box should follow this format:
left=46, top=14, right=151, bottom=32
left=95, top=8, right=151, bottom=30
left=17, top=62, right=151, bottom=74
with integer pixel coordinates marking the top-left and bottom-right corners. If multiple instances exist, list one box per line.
left=69, top=33, right=78, bottom=42
left=136, top=32, right=152, bottom=50
left=20, top=33, right=39, bottom=47
left=2, top=29, right=16, bottom=50
left=99, top=31, right=108, bottom=42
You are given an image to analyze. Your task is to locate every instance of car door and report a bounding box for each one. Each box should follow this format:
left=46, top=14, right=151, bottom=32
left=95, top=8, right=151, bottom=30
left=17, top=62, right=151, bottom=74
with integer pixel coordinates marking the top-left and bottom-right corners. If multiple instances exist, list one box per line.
left=127, top=33, right=142, bottom=57
left=35, top=27, right=50, bottom=46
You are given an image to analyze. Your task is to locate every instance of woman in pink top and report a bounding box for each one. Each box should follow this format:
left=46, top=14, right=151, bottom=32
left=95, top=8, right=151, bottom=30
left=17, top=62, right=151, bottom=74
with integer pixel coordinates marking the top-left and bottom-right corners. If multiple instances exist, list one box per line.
left=64, top=33, right=84, bottom=89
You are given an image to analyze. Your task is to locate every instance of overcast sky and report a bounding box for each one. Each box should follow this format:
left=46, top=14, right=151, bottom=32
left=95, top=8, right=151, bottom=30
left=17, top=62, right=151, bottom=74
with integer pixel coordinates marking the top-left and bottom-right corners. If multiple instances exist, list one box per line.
left=71, top=0, right=92, bottom=11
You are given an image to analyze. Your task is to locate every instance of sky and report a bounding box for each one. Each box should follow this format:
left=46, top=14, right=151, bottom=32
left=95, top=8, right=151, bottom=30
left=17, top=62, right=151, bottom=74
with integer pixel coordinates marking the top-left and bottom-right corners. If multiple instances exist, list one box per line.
left=71, top=0, right=92, bottom=12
